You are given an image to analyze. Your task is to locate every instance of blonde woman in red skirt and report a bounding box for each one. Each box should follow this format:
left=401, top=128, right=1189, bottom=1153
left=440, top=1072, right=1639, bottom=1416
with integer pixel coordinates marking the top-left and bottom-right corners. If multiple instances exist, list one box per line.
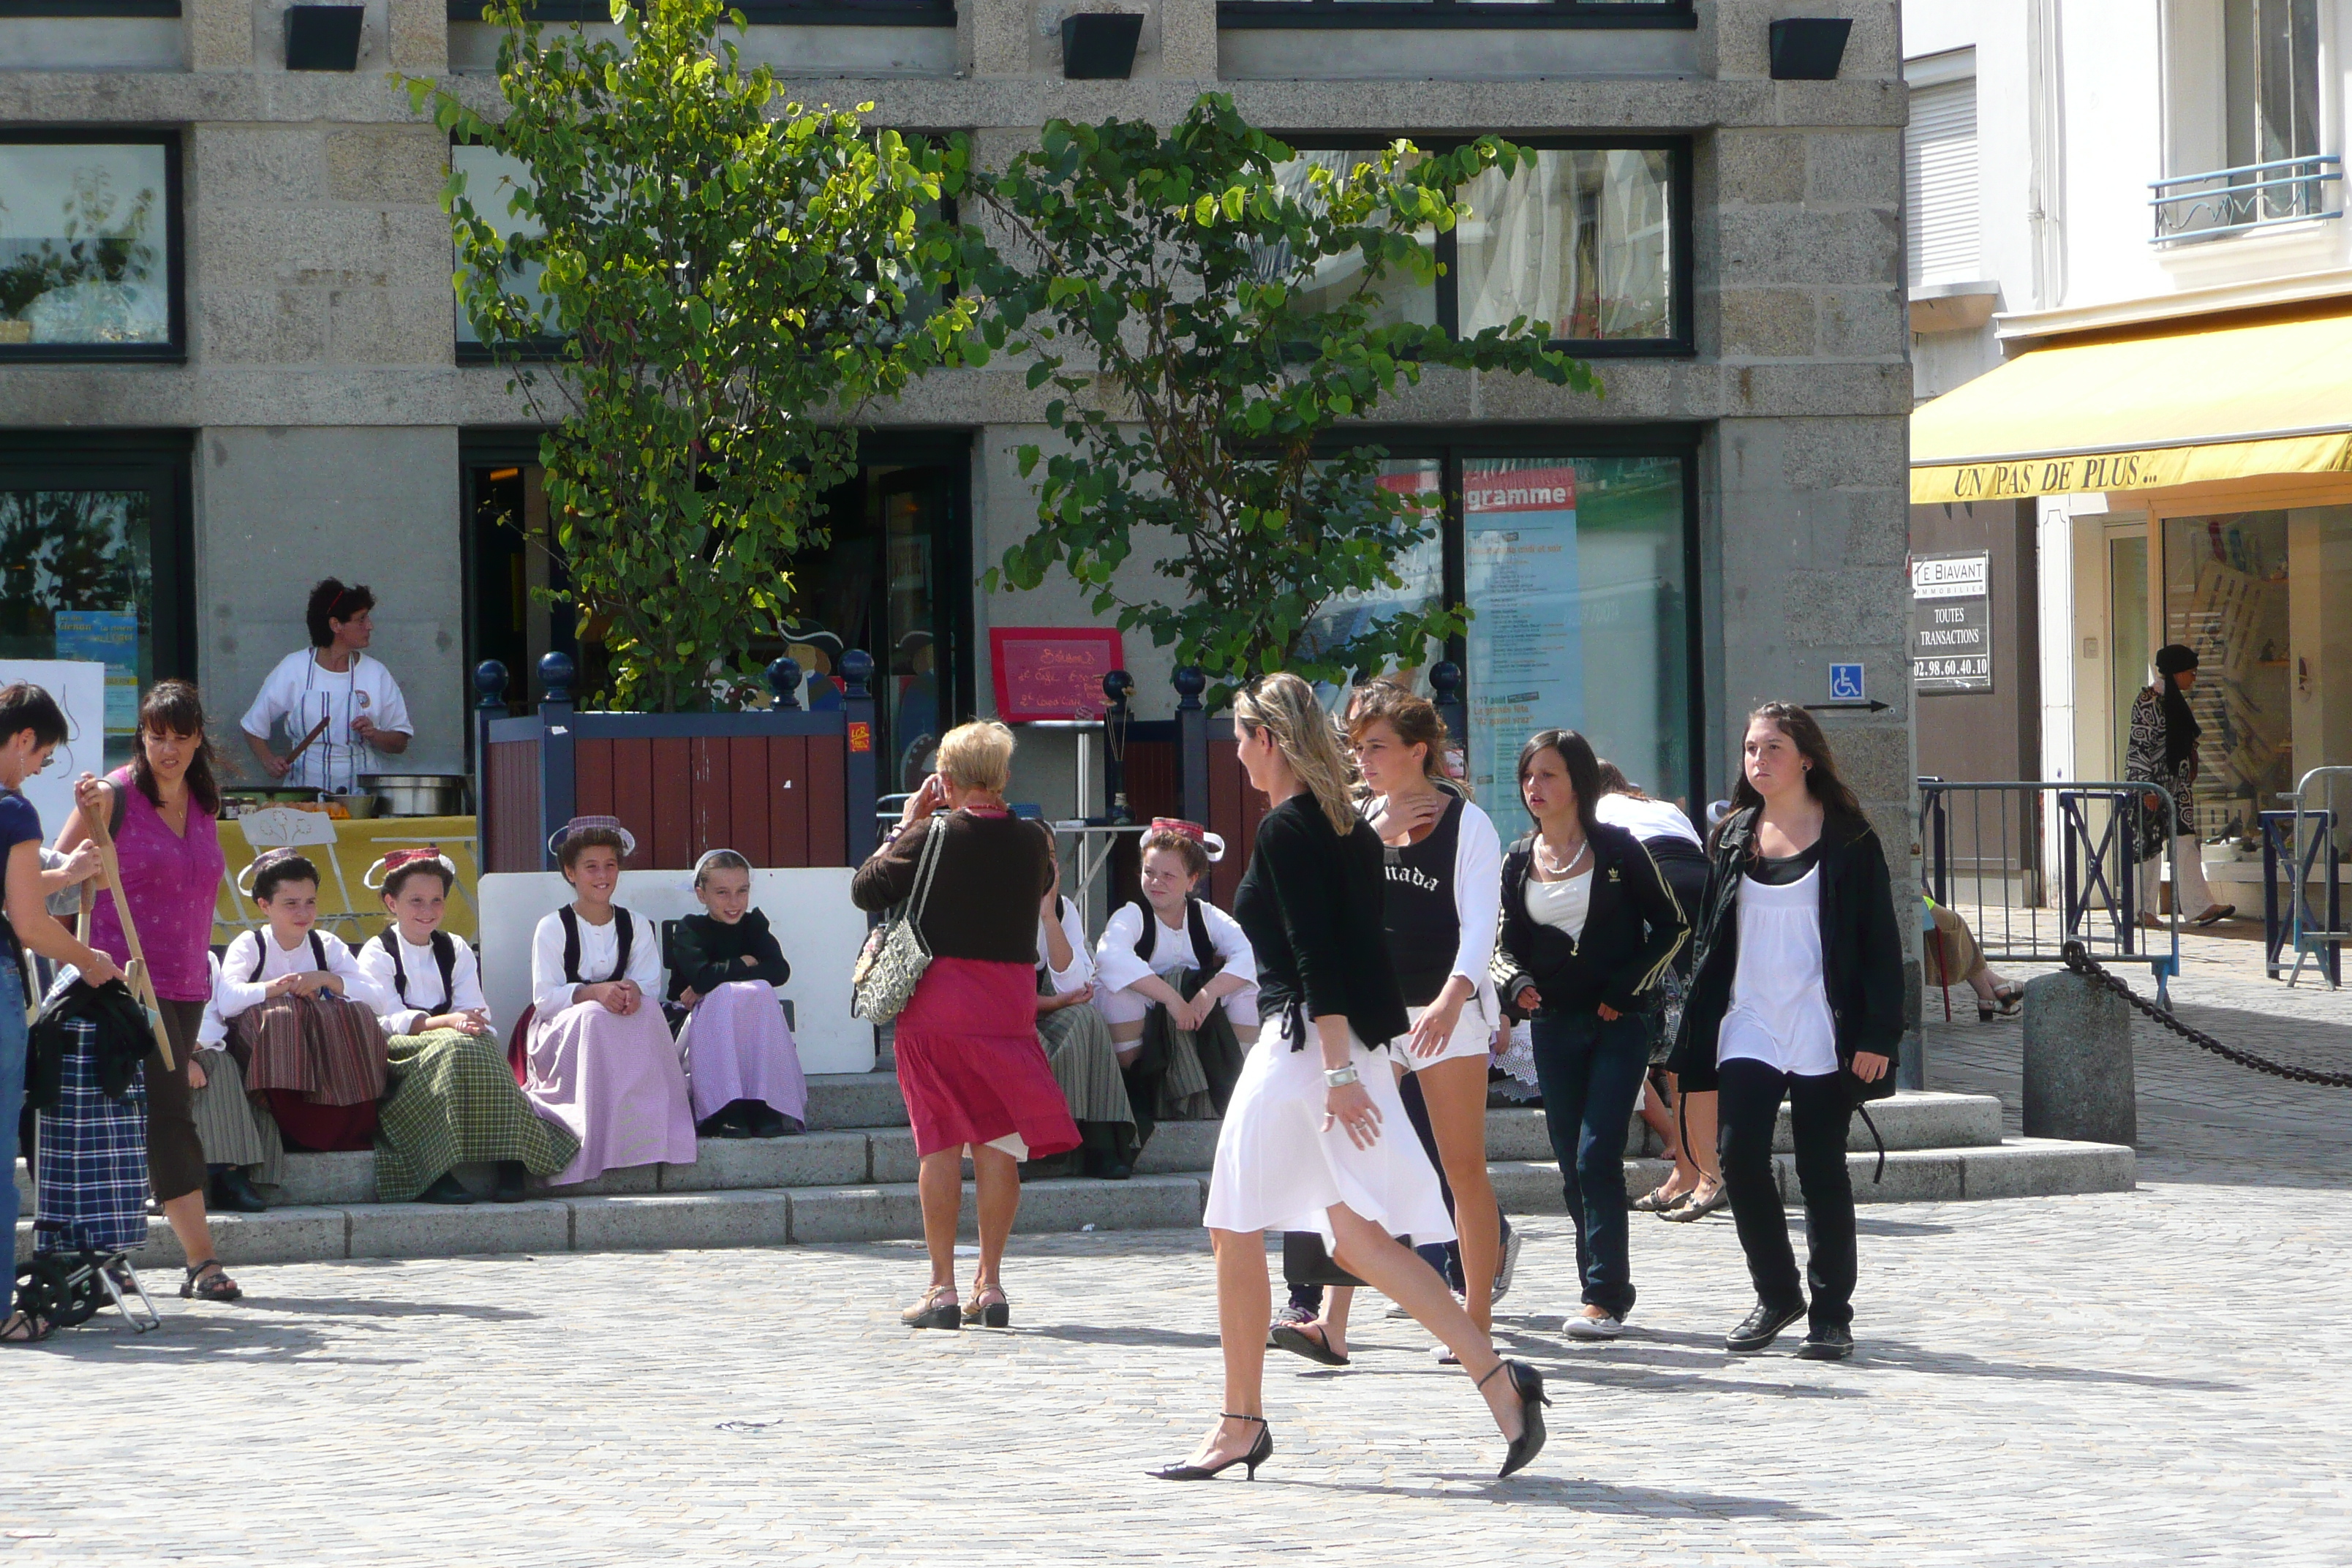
left=852, top=720, right=1079, bottom=1330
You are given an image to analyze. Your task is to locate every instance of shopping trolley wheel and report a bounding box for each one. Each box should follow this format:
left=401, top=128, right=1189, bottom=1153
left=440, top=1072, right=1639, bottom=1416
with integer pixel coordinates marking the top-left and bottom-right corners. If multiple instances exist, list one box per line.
left=13, top=1256, right=75, bottom=1324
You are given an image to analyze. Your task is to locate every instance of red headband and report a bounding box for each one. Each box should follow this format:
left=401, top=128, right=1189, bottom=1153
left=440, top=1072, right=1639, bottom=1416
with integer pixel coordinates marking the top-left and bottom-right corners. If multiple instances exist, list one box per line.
left=381, top=847, right=444, bottom=875
left=1149, top=818, right=1207, bottom=845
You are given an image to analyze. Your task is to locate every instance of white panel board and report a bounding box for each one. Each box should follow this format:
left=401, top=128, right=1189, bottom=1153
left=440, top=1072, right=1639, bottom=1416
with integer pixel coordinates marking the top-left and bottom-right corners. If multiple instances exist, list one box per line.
left=0, top=660, right=108, bottom=837
left=477, top=867, right=875, bottom=1076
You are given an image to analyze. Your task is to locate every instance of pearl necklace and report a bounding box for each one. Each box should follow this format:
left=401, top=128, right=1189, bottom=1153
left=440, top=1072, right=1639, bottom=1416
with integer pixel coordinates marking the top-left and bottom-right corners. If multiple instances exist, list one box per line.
left=1534, top=829, right=1588, bottom=878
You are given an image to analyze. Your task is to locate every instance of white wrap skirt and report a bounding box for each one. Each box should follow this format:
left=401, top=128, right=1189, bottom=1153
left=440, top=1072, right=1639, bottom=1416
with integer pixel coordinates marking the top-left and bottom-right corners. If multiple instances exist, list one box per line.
left=1202, top=1012, right=1455, bottom=1247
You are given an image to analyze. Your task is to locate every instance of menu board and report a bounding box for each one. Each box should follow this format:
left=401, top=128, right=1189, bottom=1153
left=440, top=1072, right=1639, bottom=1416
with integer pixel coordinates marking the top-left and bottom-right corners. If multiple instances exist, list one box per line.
left=1464, top=464, right=1582, bottom=800
left=990, top=627, right=1124, bottom=721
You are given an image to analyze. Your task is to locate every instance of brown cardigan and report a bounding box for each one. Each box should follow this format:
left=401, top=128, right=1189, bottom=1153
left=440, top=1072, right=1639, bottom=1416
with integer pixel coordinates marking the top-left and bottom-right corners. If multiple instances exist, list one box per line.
left=850, top=810, right=1053, bottom=965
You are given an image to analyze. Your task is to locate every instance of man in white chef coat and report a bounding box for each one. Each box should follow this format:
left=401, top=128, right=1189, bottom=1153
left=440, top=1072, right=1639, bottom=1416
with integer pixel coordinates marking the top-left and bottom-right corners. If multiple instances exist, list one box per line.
left=241, top=578, right=414, bottom=794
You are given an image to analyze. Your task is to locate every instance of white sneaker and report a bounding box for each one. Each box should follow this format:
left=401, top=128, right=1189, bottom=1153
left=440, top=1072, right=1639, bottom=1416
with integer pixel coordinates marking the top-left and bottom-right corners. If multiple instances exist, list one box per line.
left=1385, top=1302, right=1413, bottom=1319
left=1490, top=1232, right=1524, bottom=1305
left=1565, top=1311, right=1626, bottom=1340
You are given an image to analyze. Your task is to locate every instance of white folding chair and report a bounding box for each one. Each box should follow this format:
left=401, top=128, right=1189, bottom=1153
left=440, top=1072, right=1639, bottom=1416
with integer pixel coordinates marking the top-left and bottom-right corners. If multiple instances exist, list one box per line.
left=235, top=807, right=363, bottom=941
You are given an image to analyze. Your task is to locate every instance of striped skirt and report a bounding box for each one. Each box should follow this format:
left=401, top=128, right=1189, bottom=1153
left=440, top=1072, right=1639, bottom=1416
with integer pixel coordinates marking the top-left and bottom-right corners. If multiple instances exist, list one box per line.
left=1037, top=1000, right=1133, bottom=1128
left=189, top=1049, right=285, bottom=1183
left=233, top=994, right=388, bottom=1107
left=374, top=1029, right=580, bottom=1202
left=34, top=1019, right=151, bottom=1256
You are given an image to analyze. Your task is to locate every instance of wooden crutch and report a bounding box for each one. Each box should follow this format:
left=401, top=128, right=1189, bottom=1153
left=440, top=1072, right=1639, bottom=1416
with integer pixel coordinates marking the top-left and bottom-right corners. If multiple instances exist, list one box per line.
left=77, top=790, right=175, bottom=1071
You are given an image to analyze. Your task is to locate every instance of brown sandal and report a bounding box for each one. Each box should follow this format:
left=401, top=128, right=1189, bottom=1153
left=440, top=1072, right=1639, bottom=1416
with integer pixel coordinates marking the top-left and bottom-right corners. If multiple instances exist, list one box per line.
left=1, top=1308, right=55, bottom=1343
left=181, top=1259, right=242, bottom=1303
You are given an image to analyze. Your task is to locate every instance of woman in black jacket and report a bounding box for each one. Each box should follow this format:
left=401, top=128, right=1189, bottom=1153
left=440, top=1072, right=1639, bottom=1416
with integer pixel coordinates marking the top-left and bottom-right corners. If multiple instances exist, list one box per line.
left=1668, top=702, right=1904, bottom=1362
left=1493, top=729, right=1687, bottom=1341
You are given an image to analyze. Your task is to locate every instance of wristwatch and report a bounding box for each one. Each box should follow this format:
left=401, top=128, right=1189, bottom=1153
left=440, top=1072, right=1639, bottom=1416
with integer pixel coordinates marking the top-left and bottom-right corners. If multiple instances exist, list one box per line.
left=1323, top=1065, right=1360, bottom=1088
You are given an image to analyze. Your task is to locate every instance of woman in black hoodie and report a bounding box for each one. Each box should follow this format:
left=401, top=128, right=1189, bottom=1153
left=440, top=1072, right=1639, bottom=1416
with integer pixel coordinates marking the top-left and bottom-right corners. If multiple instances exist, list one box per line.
left=1667, top=703, right=1904, bottom=1362
left=1493, top=729, right=1688, bottom=1341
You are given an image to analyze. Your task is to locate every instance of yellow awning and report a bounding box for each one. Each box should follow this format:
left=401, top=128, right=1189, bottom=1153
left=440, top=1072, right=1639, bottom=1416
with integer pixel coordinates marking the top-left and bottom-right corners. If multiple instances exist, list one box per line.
left=1910, top=313, right=2352, bottom=503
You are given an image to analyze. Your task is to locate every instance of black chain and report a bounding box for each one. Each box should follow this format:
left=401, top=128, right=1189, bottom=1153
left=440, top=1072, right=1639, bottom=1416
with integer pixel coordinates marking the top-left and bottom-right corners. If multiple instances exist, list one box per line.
left=2059, top=941, right=2352, bottom=1089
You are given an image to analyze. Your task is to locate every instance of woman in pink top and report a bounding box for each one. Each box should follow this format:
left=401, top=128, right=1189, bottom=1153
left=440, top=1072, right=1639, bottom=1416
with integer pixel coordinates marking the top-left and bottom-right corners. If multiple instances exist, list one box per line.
left=56, top=681, right=244, bottom=1303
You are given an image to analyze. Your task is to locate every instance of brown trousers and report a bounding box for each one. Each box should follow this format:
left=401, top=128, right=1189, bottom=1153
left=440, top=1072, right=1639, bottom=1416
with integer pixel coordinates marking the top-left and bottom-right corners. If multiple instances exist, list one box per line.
left=145, top=999, right=208, bottom=1204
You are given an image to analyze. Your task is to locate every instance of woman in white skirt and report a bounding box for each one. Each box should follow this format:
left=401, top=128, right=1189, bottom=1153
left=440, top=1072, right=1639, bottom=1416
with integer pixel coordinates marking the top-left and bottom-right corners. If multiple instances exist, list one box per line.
left=1153, top=672, right=1548, bottom=1485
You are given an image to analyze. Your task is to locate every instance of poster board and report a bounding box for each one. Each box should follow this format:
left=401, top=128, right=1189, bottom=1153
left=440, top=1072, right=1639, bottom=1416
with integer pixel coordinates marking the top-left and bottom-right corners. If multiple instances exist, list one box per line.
left=1912, top=551, right=1992, bottom=693
left=990, top=627, right=1123, bottom=721
left=0, top=660, right=109, bottom=833
left=1463, top=464, right=1582, bottom=800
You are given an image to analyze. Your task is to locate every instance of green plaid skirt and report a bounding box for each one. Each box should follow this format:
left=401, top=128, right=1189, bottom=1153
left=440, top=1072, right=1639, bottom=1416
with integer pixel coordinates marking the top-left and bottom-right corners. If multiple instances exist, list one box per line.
left=374, top=1030, right=581, bottom=1202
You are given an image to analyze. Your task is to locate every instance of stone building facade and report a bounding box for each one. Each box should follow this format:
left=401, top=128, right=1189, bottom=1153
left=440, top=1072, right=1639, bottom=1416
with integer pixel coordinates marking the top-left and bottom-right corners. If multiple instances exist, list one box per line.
left=0, top=0, right=1915, bottom=992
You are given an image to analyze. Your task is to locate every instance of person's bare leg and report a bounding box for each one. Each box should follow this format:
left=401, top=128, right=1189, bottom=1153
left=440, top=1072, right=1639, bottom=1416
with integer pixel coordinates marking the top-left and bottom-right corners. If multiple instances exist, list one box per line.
left=1327, top=1205, right=1523, bottom=1442
left=1311, top=1284, right=1356, bottom=1359
left=970, top=1144, right=1020, bottom=1293
left=1177, top=1228, right=1273, bottom=1469
left=915, top=1149, right=962, bottom=1292
left=162, top=1191, right=229, bottom=1276
left=1112, top=1020, right=1143, bottom=1068
left=1683, top=1089, right=1722, bottom=1186
left=1638, top=1076, right=1678, bottom=1160
left=1417, top=1055, right=1501, bottom=1333
left=1657, top=1073, right=1702, bottom=1196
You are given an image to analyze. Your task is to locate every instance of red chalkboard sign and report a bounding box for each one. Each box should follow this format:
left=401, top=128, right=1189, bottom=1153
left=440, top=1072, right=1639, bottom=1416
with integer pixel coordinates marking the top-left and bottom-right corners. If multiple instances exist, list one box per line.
left=990, top=627, right=1125, bottom=721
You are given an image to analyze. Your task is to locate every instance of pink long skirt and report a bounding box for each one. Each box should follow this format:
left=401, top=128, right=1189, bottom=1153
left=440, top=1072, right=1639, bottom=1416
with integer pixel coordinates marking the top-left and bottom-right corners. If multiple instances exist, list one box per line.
left=677, top=980, right=809, bottom=1126
left=525, top=999, right=698, bottom=1186
left=894, top=957, right=1080, bottom=1161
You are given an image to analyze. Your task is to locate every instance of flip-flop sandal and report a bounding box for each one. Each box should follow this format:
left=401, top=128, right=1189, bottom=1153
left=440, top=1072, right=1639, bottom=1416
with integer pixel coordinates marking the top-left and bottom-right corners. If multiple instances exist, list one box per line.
left=1270, top=1322, right=1350, bottom=1367
left=1662, top=1183, right=1729, bottom=1223
left=181, top=1260, right=243, bottom=1303
left=2195, top=905, right=2237, bottom=925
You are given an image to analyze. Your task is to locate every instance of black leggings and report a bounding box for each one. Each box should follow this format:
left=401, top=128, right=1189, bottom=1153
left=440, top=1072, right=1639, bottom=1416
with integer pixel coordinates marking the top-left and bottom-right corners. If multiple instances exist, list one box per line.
left=1716, top=1058, right=1857, bottom=1331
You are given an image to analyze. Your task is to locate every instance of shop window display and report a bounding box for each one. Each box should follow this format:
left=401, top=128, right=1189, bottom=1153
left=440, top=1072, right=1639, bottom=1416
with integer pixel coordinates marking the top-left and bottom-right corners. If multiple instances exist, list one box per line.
left=0, top=139, right=175, bottom=353
left=0, top=484, right=163, bottom=767
left=2163, top=512, right=2291, bottom=842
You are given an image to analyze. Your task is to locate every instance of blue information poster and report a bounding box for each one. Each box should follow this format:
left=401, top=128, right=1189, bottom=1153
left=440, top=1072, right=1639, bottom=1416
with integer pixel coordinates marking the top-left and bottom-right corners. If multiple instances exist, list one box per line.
left=1463, top=463, right=1582, bottom=802
left=53, top=609, right=139, bottom=734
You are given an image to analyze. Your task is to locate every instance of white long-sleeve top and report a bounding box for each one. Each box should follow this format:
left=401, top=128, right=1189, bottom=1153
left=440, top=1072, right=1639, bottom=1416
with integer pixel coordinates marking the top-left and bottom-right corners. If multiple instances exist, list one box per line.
left=1093, top=899, right=1258, bottom=997
left=1597, top=791, right=1703, bottom=849
left=355, top=926, right=494, bottom=1037
left=197, top=952, right=260, bottom=1050
left=1037, top=895, right=1093, bottom=995
left=215, top=926, right=391, bottom=1020
left=530, top=903, right=663, bottom=1017
left=1366, top=791, right=1504, bottom=1015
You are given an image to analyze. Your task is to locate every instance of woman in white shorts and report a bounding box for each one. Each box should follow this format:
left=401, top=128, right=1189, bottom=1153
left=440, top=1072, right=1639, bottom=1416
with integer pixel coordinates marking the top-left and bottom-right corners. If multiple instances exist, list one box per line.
left=1150, top=672, right=1545, bottom=1485
left=1271, top=679, right=1509, bottom=1366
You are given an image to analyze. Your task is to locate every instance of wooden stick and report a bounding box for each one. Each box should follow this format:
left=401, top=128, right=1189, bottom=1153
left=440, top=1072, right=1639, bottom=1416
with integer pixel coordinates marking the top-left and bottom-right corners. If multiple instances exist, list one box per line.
left=281, top=715, right=333, bottom=773
left=83, top=791, right=175, bottom=1071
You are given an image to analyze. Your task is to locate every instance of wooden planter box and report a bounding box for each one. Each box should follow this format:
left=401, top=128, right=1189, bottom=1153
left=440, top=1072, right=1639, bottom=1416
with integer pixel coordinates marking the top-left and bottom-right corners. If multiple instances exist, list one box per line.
left=473, top=652, right=880, bottom=872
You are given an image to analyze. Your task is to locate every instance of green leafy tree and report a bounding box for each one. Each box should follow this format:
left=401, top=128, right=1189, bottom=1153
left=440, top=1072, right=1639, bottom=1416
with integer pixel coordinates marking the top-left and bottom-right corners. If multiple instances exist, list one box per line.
left=956, top=94, right=1596, bottom=696
left=408, top=0, right=973, bottom=711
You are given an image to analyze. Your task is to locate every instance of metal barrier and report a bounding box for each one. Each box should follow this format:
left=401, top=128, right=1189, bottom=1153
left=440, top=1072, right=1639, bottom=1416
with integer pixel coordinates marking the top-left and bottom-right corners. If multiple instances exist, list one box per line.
left=2261, top=766, right=2351, bottom=989
left=1918, top=779, right=2182, bottom=1005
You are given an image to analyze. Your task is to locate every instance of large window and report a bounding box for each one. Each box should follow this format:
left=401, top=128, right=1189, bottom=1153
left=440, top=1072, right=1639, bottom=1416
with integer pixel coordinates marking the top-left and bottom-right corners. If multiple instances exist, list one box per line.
left=0, top=133, right=181, bottom=360
left=1302, top=436, right=1699, bottom=810
left=1904, top=57, right=1980, bottom=287
left=451, top=143, right=557, bottom=361
left=1278, top=138, right=1688, bottom=353
left=0, top=435, right=193, bottom=768
left=1224, top=1, right=1692, bottom=23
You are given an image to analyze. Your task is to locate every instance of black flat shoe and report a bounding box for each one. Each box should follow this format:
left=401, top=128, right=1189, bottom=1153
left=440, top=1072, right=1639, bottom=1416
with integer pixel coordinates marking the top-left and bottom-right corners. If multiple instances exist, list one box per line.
left=696, top=1110, right=753, bottom=1140
left=493, top=1161, right=528, bottom=1203
left=750, top=1107, right=798, bottom=1138
left=416, top=1172, right=476, bottom=1206
left=1149, top=1415, right=1272, bottom=1481
left=1269, top=1321, right=1349, bottom=1367
left=1797, top=1324, right=1854, bottom=1360
left=1727, top=1298, right=1807, bottom=1353
left=1480, top=1360, right=1550, bottom=1479
left=209, top=1169, right=269, bottom=1214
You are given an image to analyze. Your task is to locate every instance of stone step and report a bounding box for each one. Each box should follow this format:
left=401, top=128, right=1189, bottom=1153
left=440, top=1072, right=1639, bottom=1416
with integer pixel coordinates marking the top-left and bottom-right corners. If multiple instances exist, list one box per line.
left=8, top=1090, right=2008, bottom=1209
left=16, top=1134, right=2131, bottom=1270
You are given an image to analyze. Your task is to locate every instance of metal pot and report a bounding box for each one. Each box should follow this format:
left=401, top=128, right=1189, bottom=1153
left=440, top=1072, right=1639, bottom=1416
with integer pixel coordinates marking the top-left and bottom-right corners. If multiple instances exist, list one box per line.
left=325, top=794, right=382, bottom=820
left=361, top=773, right=470, bottom=817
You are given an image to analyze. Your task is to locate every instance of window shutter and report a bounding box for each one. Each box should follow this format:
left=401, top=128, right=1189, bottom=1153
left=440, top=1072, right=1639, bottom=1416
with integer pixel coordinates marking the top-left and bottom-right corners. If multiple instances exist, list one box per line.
left=1906, top=78, right=1980, bottom=286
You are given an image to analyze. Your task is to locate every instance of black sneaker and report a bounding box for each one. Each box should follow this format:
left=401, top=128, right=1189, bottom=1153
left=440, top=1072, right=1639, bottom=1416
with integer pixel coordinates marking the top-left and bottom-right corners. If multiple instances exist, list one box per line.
left=416, top=1171, right=477, bottom=1206
left=1797, top=1324, right=1854, bottom=1360
left=1725, top=1298, right=1806, bottom=1353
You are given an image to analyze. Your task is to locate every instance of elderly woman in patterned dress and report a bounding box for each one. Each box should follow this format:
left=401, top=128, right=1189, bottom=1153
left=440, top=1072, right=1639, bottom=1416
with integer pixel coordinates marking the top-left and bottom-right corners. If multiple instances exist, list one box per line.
left=2125, top=644, right=2234, bottom=927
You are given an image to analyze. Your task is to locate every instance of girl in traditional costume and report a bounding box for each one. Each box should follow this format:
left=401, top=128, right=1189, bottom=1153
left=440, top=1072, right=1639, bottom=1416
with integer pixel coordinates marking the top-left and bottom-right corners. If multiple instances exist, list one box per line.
left=666, top=848, right=807, bottom=1139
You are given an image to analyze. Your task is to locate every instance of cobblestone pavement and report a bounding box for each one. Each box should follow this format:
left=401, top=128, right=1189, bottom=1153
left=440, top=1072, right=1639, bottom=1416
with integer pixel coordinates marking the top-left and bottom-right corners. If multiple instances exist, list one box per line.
left=8, top=924, right=2348, bottom=1567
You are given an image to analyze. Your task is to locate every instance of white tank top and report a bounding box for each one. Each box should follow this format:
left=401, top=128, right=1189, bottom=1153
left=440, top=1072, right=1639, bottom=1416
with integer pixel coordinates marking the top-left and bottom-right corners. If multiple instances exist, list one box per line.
left=1716, top=866, right=1837, bottom=1076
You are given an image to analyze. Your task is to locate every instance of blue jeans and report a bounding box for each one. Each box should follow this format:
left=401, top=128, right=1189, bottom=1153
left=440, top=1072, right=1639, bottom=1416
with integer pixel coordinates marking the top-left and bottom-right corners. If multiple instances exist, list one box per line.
left=1529, top=1007, right=1651, bottom=1318
left=1, top=960, right=26, bottom=1319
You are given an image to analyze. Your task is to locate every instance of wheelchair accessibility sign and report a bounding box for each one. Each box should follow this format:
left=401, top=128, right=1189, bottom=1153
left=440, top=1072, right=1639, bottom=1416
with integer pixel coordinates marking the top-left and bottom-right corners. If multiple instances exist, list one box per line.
left=1828, top=663, right=1865, bottom=701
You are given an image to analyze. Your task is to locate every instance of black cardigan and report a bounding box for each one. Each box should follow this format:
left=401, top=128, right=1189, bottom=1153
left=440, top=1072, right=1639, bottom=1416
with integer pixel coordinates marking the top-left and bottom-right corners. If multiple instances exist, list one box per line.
left=1667, top=807, right=1906, bottom=1099
left=1232, top=794, right=1410, bottom=1049
left=1493, top=821, right=1689, bottom=1021
left=665, top=909, right=791, bottom=1004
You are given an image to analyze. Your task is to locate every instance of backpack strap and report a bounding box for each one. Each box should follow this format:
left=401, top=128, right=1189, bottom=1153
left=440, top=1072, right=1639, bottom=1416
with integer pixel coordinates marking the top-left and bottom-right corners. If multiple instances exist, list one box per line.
left=431, top=930, right=458, bottom=1009
left=1131, top=902, right=1155, bottom=965
left=614, top=908, right=633, bottom=979
left=1186, top=897, right=1221, bottom=977
left=559, top=905, right=582, bottom=984
left=309, top=931, right=328, bottom=973
left=246, top=932, right=268, bottom=984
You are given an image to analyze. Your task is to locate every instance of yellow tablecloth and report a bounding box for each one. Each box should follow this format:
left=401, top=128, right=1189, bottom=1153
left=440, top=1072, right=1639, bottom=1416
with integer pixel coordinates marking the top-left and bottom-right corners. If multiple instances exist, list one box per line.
left=213, top=813, right=481, bottom=948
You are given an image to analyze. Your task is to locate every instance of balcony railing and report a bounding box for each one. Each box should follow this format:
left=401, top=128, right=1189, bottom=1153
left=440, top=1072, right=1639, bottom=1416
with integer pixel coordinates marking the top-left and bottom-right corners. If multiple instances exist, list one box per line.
left=2149, top=154, right=2342, bottom=243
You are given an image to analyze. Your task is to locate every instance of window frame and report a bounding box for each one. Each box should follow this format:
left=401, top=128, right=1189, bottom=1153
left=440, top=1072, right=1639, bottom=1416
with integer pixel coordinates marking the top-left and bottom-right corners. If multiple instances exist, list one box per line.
left=0, top=129, right=185, bottom=366
left=1275, top=133, right=1694, bottom=358
left=1318, top=422, right=1707, bottom=809
left=445, top=0, right=952, bottom=22
left=1221, top=0, right=1692, bottom=31
left=0, top=428, right=198, bottom=695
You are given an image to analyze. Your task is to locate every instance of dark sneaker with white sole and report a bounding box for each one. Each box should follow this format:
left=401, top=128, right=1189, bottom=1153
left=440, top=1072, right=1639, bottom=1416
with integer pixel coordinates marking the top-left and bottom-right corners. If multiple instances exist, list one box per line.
left=1725, top=1298, right=1806, bottom=1353
left=1797, top=1325, right=1854, bottom=1360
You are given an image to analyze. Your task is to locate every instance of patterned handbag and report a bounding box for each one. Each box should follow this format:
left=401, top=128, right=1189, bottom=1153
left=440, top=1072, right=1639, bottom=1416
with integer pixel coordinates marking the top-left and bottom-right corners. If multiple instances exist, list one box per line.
left=851, top=815, right=949, bottom=1023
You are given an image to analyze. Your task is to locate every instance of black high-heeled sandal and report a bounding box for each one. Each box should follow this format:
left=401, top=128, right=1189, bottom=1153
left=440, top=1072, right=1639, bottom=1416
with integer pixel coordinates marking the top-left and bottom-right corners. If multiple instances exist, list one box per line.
left=1149, top=1414, right=1273, bottom=1481
left=1478, top=1359, right=1551, bottom=1478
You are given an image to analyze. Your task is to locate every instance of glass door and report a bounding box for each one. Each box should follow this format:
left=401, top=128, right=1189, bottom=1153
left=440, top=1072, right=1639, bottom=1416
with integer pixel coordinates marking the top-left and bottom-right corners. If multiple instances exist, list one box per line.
left=2163, top=511, right=2292, bottom=843
left=2107, top=531, right=2149, bottom=782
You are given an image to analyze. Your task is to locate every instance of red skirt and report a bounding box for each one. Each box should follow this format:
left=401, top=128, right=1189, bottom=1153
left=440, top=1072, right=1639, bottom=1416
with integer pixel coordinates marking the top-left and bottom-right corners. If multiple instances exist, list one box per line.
left=894, top=957, right=1080, bottom=1161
